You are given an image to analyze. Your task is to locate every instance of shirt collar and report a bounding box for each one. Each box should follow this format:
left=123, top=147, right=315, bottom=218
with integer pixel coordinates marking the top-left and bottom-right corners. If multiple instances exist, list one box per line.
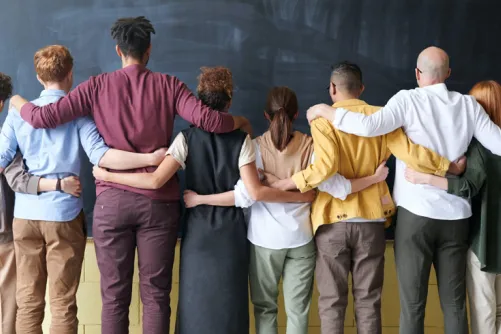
left=421, top=83, right=448, bottom=92
left=332, top=99, right=368, bottom=108
left=40, top=89, right=66, bottom=98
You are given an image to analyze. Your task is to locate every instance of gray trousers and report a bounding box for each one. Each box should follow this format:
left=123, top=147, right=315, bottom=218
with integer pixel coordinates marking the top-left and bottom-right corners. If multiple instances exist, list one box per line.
left=249, top=241, right=316, bottom=334
left=394, top=207, right=469, bottom=334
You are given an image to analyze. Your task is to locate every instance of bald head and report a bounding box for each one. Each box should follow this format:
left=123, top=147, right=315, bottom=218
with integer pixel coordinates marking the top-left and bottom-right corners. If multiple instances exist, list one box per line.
left=416, top=47, right=450, bottom=84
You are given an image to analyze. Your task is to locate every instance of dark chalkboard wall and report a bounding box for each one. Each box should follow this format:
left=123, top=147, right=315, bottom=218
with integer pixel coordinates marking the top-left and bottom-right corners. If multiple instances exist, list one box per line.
left=1, top=0, right=500, bottom=236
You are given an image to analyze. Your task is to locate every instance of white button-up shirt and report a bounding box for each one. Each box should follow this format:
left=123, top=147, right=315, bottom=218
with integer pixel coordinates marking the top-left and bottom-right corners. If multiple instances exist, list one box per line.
left=333, top=83, right=501, bottom=220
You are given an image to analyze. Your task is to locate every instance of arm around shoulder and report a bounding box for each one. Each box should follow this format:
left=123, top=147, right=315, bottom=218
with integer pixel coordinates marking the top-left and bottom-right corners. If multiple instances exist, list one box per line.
left=18, top=78, right=96, bottom=129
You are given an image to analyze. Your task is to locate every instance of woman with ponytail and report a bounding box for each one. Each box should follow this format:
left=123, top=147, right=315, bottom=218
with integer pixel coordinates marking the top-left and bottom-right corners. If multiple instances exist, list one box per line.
left=184, top=86, right=389, bottom=334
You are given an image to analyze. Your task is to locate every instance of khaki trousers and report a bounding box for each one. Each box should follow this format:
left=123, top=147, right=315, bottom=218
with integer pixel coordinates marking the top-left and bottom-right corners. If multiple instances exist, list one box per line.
left=466, top=249, right=501, bottom=334
left=13, top=212, right=86, bottom=334
left=315, top=222, right=385, bottom=334
left=0, top=242, right=16, bottom=334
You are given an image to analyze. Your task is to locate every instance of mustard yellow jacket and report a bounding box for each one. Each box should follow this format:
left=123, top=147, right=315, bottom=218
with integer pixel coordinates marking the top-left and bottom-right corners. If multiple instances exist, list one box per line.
left=292, top=99, right=450, bottom=233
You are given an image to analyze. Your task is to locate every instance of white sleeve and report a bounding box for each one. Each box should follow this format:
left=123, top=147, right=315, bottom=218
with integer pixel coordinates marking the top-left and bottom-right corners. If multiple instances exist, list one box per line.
left=473, top=100, right=501, bottom=156
left=238, top=135, right=256, bottom=168
left=310, top=152, right=352, bottom=200
left=233, top=179, right=256, bottom=208
left=166, top=133, right=188, bottom=169
left=333, top=91, right=407, bottom=137
left=317, top=173, right=352, bottom=200
left=235, top=140, right=261, bottom=208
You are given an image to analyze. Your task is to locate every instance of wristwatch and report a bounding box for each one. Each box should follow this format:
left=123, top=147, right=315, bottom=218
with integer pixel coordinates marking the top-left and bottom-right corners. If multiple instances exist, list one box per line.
left=56, top=178, right=62, bottom=192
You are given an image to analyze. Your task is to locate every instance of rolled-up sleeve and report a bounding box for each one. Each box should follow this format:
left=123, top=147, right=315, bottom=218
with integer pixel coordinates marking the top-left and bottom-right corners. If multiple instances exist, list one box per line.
left=317, top=174, right=352, bottom=200
left=234, top=179, right=255, bottom=208
left=447, top=140, right=487, bottom=199
left=166, top=133, right=188, bottom=170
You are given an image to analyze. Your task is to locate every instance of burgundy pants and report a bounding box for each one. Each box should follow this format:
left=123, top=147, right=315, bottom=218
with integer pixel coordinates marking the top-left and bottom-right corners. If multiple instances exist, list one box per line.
left=93, top=189, right=180, bottom=334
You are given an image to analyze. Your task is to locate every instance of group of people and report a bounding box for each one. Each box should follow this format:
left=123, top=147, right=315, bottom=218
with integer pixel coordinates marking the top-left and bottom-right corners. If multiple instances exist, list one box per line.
left=0, top=14, right=500, bottom=334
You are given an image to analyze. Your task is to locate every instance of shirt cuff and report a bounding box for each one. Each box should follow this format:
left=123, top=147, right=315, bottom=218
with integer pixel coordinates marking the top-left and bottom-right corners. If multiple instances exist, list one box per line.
left=317, top=174, right=352, bottom=200
left=434, top=157, right=451, bottom=177
left=92, top=147, right=110, bottom=166
left=332, top=108, right=349, bottom=127
left=291, top=172, right=312, bottom=193
left=27, top=176, right=41, bottom=195
left=234, top=179, right=254, bottom=208
left=446, top=177, right=456, bottom=194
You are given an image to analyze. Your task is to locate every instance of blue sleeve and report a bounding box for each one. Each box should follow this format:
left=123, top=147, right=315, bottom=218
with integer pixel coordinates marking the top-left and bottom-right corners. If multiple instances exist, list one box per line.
left=0, top=111, right=20, bottom=169
left=76, top=117, right=110, bottom=165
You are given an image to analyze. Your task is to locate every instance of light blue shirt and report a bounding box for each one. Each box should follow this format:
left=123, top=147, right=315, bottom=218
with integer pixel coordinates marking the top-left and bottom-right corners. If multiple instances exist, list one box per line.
left=0, top=89, right=109, bottom=221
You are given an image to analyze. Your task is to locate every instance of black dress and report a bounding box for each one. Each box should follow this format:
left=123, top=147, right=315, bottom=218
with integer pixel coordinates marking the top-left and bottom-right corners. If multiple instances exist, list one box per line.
left=176, top=128, right=249, bottom=334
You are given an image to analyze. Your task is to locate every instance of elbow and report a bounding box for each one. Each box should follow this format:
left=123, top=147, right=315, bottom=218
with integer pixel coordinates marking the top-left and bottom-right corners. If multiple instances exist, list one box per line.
left=149, top=176, right=164, bottom=190
left=247, top=186, right=264, bottom=202
left=141, top=175, right=164, bottom=190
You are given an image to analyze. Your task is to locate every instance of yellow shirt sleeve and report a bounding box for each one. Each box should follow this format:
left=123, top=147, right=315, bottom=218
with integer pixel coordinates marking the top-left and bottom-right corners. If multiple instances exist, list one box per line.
left=291, top=119, right=339, bottom=192
left=385, top=128, right=450, bottom=176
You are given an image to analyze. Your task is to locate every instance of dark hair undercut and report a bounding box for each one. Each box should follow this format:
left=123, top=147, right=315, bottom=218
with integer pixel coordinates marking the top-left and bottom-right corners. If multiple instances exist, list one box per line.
left=111, top=16, right=156, bottom=60
left=331, top=61, right=363, bottom=94
left=0, top=73, right=13, bottom=103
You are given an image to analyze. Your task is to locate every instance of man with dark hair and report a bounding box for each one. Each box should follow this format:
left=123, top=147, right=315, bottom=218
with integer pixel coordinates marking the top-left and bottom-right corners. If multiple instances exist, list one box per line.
left=11, top=16, right=251, bottom=334
left=269, top=61, right=461, bottom=334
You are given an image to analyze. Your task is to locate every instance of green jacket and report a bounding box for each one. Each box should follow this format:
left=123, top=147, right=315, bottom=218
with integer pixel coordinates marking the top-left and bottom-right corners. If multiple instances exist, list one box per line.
left=447, top=138, right=501, bottom=273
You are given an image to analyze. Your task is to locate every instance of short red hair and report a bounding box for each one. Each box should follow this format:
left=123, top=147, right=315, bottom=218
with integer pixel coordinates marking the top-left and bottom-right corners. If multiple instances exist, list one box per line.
left=34, top=45, right=73, bottom=83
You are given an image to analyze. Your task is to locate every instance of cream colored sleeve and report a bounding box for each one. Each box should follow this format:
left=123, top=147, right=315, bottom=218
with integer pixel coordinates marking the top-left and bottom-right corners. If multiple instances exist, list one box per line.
left=238, top=135, right=256, bottom=168
left=166, top=133, right=188, bottom=170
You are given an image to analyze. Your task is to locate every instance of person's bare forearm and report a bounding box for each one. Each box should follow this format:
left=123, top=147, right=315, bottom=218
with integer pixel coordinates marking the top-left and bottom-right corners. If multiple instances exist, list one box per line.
left=269, top=178, right=297, bottom=191
left=99, top=149, right=159, bottom=170
left=350, top=175, right=379, bottom=193
left=252, top=185, right=310, bottom=203
left=426, top=175, right=448, bottom=190
left=104, top=172, right=162, bottom=190
left=197, top=191, right=236, bottom=206
left=37, top=178, right=57, bottom=192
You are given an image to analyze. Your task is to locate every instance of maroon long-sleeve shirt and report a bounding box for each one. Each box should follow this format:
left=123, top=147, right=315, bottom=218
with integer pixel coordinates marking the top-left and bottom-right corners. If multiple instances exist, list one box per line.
left=20, top=64, right=235, bottom=201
